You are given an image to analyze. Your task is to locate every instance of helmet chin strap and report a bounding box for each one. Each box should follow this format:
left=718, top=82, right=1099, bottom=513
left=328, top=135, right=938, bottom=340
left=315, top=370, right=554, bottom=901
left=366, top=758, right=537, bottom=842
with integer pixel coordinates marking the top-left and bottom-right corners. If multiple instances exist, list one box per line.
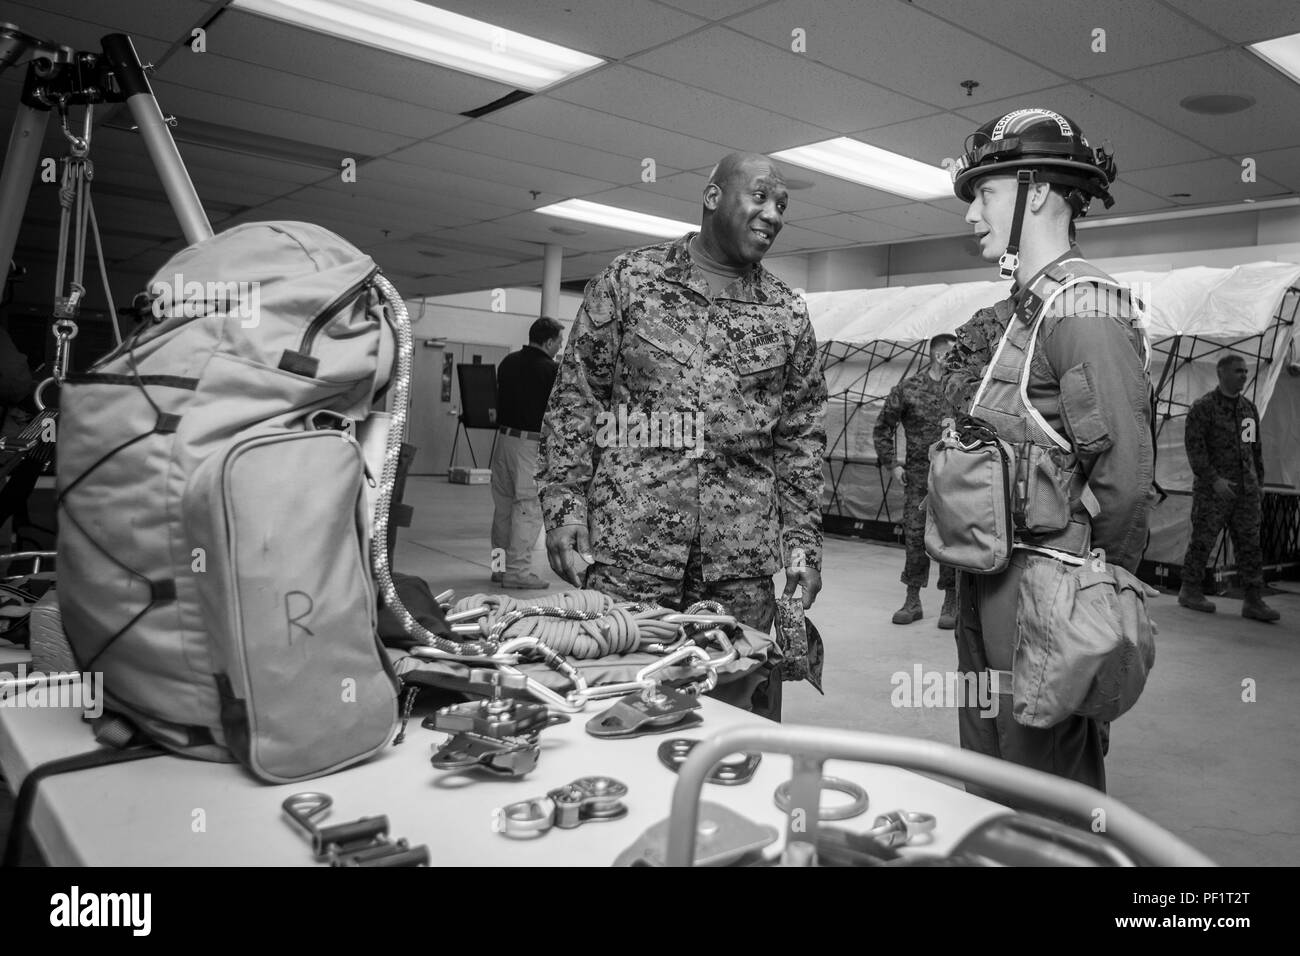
left=998, top=168, right=1036, bottom=280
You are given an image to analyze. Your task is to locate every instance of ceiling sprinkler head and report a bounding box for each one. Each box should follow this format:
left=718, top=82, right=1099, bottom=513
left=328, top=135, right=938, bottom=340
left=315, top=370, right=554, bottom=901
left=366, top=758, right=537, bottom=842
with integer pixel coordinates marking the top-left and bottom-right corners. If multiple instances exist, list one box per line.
left=960, top=80, right=980, bottom=97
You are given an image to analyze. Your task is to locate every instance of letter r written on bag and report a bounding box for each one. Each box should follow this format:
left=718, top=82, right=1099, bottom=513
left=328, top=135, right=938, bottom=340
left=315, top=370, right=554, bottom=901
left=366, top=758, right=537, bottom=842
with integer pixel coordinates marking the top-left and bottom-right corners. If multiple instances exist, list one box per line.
left=285, top=591, right=315, bottom=645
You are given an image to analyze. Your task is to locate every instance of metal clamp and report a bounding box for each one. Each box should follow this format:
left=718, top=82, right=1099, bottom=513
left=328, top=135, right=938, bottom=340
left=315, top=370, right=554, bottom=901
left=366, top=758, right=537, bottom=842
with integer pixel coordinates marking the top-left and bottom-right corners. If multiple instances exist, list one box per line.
left=866, top=810, right=937, bottom=848
left=498, top=776, right=628, bottom=838
left=658, top=738, right=761, bottom=786
left=586, top=685, right=702, bottom=739
left=427, top=668, right=566, bottom=776
left=282, top=792, right=429, bottom=867
left=773, top=776, right=869, bottom=821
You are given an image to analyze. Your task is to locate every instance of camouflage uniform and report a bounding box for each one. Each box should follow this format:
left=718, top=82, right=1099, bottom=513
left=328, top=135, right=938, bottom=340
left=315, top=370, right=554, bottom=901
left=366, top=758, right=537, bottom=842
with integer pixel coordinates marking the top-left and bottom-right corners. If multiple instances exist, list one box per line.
left=872, top=370, right=955, bottom=590
left=941, top=298, right=1014, bottom=413
left=1181, top=388, right=1266, bottom=589
left=538, top=233, right=828, bottom=718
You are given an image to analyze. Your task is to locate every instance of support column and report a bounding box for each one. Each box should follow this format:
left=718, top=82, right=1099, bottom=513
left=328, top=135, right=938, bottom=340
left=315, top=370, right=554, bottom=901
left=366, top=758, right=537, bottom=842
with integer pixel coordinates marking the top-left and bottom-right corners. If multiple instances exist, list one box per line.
left=541, top=243, right=562, bottom=318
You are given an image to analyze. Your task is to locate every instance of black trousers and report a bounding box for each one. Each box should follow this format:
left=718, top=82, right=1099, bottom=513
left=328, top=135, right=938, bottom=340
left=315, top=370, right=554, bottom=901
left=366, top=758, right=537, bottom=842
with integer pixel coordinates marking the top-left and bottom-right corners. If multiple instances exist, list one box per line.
left=953, top=567, right=1108, bottom=810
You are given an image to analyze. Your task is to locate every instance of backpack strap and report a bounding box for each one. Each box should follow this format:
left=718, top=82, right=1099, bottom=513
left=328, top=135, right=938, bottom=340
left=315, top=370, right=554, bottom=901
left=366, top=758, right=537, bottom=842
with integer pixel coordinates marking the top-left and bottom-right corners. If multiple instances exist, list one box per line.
left=3, top=744, right=167, bottom=866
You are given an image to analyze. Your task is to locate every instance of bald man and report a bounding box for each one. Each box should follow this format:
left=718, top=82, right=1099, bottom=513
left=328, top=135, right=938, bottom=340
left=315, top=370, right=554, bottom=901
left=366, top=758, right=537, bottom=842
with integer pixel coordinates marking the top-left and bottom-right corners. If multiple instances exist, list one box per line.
left=537, top=153, right=828, bottom=720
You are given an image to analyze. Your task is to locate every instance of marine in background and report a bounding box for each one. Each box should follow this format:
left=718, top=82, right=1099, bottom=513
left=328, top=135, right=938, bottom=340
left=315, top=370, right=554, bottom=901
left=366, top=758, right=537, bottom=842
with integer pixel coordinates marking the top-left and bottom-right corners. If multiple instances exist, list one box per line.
left=873, top=332, right=958, bottom=628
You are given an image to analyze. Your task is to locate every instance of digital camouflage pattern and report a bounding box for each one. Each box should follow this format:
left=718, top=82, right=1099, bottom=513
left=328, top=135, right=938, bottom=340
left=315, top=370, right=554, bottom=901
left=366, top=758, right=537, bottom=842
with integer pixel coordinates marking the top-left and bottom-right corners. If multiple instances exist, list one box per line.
left=1181, top=388, right=1266, bottom=589
left=941, top=297, right=1015, bottom=413
left=538, top=233, right=828, bottom=582
left=873, top=370, right=957, bottom=590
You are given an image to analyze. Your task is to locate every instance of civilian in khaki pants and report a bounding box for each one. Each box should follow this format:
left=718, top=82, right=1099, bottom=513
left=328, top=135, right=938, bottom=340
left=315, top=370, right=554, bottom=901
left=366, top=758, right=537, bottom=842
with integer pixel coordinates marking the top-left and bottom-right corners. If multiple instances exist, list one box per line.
left=491, top=317, right=562, bottom=589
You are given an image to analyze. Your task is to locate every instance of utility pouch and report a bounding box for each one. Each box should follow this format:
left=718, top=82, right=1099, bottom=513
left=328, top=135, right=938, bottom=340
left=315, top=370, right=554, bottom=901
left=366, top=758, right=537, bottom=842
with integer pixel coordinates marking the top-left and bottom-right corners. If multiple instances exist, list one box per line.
left=924, top=416, right=1015, bottom=575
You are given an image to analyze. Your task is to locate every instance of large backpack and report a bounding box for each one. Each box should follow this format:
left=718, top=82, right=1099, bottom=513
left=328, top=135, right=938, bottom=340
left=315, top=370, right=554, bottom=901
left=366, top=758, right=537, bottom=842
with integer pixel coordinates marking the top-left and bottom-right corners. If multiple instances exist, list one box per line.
left=55, top=221, right=406, bottom=783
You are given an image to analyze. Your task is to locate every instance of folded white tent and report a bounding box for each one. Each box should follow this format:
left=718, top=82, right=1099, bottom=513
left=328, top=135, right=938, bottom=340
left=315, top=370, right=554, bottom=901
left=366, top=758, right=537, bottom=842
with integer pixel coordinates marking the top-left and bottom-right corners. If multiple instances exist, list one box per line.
left=811, top=261, right=1300, bottom=573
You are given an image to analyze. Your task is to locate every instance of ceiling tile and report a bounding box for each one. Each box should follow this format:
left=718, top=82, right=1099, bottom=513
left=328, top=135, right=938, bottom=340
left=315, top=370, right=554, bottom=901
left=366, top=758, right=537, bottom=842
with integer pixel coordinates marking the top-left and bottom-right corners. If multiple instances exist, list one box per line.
left=87, top=128, right=332, bottom=187
left=795, top=214, right=922, bottom=244
left=151, top=83, right=417, bottom=155
left=580, top=186, right=702, bottom=226
left=763, top=167, right=915, bottom=214
left=430, top=0, right=706, bottom=60
left=550, top=65, right=834, bottom=152
left=1096, top=181, right=1179, bottom=216
left=1162, top=0, right=1300, bottom=44
left=487, top=97, right=728, bottom=169
left=318, top=177, right=519, bottom=224
left=1247, top=146, right=1300, bottom=192
left=654, top=0, right=773, bottom=20
left=850, top=112, right=974, bottom=169
left=627, top=26, right=938, bottom=133
left=2, top=0, right=208, bottom=47
left=955, top=84, right=1217, bottom=172
left=206, top=10, right=515, bottom=115
left=1122, top=158, right=1290, bottom=206
left=432, top=122, right=679, bottom=188
left=157, top=52, right=464, bottom=140
left=387, top=142, right=624, bottom=203
left=1088, top=49, right=1300, bottom=155
left=914, top=0, right=1226, bottom=79
left=728, top=0, right=1064, bottom=109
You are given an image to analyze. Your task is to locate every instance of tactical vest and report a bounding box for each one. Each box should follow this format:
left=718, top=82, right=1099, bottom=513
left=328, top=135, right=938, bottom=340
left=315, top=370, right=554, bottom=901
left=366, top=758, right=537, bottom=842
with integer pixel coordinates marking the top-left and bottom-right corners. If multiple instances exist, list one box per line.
left=968, top=257, right=1150, bottom=561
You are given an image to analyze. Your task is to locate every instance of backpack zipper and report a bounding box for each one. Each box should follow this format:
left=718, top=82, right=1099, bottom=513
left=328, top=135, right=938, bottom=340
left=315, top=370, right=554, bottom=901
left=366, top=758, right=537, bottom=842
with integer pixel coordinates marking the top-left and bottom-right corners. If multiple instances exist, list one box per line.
left=297, top=266, right=380, bottom=357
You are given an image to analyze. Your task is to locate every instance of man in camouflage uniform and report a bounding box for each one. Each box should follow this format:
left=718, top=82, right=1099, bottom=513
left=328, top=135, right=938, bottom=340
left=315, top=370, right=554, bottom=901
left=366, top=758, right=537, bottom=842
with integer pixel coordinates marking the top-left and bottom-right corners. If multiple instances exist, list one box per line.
left=1178, top=353, right=1279, bottom=622
left=873, top=333, right=958, bottom=627
left=537, top=153, right=828, bottom=720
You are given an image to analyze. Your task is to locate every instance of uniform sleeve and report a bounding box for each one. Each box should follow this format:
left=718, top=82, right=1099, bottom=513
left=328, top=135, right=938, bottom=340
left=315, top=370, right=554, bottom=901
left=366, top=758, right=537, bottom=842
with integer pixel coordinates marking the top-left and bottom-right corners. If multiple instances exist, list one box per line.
left=872, top=382, right=905, bottom=468
left=1041, top=299, right=1152, bottom=567
left=941, top=304, right=1006, bottom=413
left=1184, top=401, right=1216, bottom=485
left=774, top=304, right=828, bottom=570
left=536, top=271, right=620, bottom=532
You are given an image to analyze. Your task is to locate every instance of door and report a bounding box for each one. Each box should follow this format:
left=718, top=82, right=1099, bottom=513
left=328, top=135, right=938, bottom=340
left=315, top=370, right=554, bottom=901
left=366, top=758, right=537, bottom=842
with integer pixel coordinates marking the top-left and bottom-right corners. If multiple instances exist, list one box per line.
left=407, top=340, right=509, bottom=475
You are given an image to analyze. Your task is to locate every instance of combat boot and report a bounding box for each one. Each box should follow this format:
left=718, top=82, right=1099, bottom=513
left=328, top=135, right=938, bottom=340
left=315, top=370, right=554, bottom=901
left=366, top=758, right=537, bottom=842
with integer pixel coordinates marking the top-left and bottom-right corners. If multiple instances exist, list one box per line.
left=937, top=588, right=957, bottom=630
left=892, top=586, right=922, bottom=625
left=1178, top=583, right=1215, bottom=613
left=1242, top=587, right=1280, bottom=623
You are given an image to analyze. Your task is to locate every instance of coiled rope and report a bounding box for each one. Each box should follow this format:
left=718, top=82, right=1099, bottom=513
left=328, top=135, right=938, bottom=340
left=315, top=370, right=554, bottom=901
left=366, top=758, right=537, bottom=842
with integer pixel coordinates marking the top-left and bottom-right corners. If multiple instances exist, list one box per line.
left=448, top=592, right=729, bottom=660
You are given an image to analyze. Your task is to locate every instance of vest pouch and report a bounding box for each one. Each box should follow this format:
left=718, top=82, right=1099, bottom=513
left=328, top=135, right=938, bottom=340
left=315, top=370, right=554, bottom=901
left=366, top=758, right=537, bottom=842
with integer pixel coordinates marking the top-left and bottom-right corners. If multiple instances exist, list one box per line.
left=1011, top=553, right=1156, bottom=729
left=924, top=417, right=1015, bottom=575
left=183, top=425, right=399, bottom=783
left=1019, top=443, right=1074, bottom=535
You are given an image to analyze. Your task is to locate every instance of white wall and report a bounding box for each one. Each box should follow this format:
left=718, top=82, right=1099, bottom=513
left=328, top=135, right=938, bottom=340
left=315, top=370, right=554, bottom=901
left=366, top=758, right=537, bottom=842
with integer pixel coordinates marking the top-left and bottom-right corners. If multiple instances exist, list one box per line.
left=405, top=287, right=584, bottom=348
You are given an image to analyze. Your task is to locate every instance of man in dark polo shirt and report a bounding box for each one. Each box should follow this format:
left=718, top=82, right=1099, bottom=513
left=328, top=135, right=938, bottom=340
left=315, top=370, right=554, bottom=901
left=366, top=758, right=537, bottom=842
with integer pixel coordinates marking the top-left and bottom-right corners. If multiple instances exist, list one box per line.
left=491, top=316, right=563, bottom=589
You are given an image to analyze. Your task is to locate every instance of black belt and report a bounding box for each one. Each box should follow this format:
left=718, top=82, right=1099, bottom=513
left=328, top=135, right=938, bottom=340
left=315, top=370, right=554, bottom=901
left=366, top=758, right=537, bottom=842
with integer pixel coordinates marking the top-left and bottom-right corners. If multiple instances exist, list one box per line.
left=499, top=426, right=541, bottom=440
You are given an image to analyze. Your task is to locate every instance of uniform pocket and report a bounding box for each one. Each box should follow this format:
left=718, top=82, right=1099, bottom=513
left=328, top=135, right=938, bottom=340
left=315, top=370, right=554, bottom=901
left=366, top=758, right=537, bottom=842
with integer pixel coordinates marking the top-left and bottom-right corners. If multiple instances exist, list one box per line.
left=1060, top=363, right=1112, bottom=455
left=634, top=320, right=698, bottom=366
left=736, top=343, right=786, bottom=375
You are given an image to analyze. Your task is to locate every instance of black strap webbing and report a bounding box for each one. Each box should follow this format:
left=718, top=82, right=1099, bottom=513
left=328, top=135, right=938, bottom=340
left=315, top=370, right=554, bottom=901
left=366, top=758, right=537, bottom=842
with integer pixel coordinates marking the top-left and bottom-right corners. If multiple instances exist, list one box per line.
left=3, top=744, right=167, bottom=866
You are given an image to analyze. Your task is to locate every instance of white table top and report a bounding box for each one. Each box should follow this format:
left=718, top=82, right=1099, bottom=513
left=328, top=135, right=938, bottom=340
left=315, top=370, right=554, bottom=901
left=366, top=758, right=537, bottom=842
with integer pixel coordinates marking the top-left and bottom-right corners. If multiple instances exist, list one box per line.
left=0, top=689, right=1010, bottom=866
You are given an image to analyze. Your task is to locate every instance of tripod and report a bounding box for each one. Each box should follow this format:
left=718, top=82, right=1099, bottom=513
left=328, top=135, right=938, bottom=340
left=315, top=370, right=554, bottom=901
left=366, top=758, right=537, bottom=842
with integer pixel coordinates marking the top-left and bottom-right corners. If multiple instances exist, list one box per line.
left=0, top=23, right=212, bottom=272
left=0, top=23, right=212, bottom=571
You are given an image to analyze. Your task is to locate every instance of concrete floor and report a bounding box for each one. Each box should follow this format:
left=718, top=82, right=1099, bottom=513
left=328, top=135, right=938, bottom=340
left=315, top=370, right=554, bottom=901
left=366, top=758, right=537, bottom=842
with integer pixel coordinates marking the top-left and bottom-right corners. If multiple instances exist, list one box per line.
left=399, top=477, right=1300, bottom=867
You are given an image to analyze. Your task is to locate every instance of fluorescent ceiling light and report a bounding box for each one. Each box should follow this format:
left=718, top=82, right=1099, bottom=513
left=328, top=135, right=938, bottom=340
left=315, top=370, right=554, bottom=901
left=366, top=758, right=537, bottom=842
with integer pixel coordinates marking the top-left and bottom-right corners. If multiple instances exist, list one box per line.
left=230, top=0, right=604, bottom=91
left=1076, top=197, right=1300, bottom=230
left=771, top=138, right=952, bottom=201
left=1249, top=32, right=1300, bottom=85
left=535, top=199, right=695, bottom=238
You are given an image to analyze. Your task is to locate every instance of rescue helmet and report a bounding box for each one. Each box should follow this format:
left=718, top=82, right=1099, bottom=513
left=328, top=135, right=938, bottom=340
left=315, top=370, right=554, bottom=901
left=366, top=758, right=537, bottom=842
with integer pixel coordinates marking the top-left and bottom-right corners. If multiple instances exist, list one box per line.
left=951, top=108, right=1117, bottom=216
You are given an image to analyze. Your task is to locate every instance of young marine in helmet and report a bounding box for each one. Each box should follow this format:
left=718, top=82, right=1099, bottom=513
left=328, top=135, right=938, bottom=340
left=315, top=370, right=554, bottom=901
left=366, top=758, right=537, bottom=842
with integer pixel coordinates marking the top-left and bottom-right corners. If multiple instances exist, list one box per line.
left=940, top=109, right=1155, bottom=796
